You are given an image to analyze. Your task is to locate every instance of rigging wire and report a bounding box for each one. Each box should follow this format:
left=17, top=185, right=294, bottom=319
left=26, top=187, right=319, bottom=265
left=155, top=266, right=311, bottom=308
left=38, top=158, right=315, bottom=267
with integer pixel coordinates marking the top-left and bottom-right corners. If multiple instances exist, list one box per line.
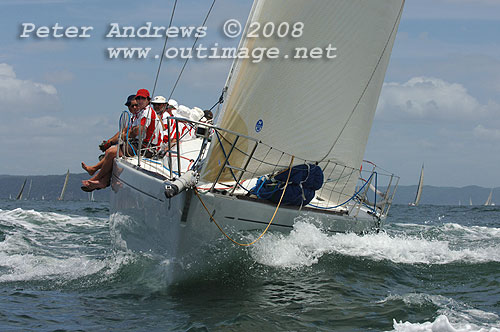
left=168, top=0, right=217, bottom=100
left=152, top=0, right=178, bottom=97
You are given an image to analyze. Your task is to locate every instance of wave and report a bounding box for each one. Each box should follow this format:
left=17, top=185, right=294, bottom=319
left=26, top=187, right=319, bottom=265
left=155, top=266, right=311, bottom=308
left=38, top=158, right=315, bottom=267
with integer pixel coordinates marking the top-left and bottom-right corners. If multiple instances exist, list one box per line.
left=380, top=293, right=500, bottom=332
left=392, top=314, right=500, bottom=332
left=0, top=207, right=116, bottom=283
left=249, top=219, right=500, bottom=267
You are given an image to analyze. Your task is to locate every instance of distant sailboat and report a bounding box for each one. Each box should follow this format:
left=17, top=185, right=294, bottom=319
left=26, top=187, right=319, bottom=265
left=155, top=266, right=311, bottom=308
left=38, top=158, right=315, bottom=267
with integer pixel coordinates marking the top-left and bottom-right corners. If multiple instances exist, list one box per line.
left=484, top=189, right=495, bottom=206
left=469, top=197, right=473, bottom=206
left=16, top=178, right=28, bottom=200
left=88, top=191, right=95, bottom=202
left=26, top=179, right=33, bottom=200
left=409, top=164, right=424, bottom=206
left=58, top=170, right=70, bottom=201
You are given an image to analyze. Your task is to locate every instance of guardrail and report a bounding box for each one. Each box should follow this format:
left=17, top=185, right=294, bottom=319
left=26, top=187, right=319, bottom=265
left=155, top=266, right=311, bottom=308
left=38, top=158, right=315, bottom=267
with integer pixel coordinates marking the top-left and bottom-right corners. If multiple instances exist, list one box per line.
left=116, top=111, right=399, bottom=218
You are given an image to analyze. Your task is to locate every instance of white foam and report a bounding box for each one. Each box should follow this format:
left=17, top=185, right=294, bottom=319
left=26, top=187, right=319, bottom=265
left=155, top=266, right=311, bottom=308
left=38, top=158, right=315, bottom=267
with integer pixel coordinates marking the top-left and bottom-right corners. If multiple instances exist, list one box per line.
left=0, top=207, right=118, bottom=282
left=391, top=315, right=500, bottom=332
left=249, top=219, right=500, bottom=267
left=382, top=293, right=500, bottom=332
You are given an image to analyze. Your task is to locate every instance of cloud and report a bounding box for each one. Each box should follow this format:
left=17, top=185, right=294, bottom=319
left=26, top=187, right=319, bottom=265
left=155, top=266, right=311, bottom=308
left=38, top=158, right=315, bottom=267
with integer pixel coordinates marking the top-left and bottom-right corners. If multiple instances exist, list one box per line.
left=473, top=125, right=500, bottom=140
left=43, top=70, right=75, bottom=84
left=377, top=76, right=496, bottom=121
left=0, top=63, right=61, bottom=114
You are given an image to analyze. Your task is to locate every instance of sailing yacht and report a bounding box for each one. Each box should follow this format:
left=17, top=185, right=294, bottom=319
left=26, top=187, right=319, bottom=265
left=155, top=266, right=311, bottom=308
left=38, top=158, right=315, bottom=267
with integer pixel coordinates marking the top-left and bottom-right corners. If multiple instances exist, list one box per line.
left=484, top=189, right=495, bottom=206
left=58, top=170, right=70, bottom=201
left=16, top=178, right=28, bottom=200
left=409, top=164, right=424, bottom=206
left=109, top=0, right=404, bottom=283
left=26, top=179, right=32, bottom=200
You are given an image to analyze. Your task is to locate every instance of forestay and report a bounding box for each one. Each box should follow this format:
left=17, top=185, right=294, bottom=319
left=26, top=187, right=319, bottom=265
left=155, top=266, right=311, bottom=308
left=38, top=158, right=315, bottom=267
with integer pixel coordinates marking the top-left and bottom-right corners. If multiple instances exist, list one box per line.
left=201, top=0, right=404, bottom=205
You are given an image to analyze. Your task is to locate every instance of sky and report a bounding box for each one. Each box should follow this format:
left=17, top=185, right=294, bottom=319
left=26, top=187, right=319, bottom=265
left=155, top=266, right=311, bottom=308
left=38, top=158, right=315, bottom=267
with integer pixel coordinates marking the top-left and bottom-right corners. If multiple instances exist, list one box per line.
left=0, top=0, right=499, bottom=187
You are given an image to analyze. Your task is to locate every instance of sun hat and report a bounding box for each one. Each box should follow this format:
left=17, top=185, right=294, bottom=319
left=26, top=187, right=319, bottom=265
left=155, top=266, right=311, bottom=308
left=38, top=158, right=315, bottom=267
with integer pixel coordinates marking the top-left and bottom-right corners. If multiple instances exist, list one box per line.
left=167, top=99, right=178, bottom=109
left=151, top=96, right=167, bottom=104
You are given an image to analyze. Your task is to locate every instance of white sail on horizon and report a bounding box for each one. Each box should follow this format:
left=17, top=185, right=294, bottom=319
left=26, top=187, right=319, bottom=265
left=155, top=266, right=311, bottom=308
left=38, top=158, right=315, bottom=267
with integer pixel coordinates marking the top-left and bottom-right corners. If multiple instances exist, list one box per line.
left=411, top=164, right=424, bottom=206
left=484, top=189, right=494, bottom=206
left=58, top=170, right=70, bottom=201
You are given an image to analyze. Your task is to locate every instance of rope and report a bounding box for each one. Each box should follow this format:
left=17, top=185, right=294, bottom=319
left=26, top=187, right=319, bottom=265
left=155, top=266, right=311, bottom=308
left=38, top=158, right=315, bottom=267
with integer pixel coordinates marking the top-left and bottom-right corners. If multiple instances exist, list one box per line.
left=152, top=0, right=178, bottom=97
left=308, top=171, right=376, bottom=210
left=194, top=156, right=295, bottom=247
left=169, top=0, right=217, bottom=100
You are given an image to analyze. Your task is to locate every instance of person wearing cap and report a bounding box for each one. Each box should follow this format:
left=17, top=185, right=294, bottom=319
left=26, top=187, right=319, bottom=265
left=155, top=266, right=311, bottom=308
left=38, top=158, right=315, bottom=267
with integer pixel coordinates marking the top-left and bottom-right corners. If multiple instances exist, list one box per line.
left=81, top=89, right=163, bottom=192
left=160, top=98, right=180, bottom=145
left=163, top=99, right=201, bottom=142
left=81, top=94, right=139, bottom=176
left=151, top=95, right=168, bottom=116
left=128, top=88, right=163, bottom=151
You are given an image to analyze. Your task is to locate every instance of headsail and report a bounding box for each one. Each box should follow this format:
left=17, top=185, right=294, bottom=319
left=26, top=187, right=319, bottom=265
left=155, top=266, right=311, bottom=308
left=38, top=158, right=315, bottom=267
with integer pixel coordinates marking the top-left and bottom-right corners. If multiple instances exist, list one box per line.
left=201, top=0, right=404, bottom=205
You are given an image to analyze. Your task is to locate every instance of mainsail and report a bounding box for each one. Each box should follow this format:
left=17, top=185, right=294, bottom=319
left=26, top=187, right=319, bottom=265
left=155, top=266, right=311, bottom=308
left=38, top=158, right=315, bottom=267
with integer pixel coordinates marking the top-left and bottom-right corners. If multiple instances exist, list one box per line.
left=58, top=170, right=70, bottom=201
left=201, top=0, right=405, bottom=205
left=411, top=164, right=424, bottom=206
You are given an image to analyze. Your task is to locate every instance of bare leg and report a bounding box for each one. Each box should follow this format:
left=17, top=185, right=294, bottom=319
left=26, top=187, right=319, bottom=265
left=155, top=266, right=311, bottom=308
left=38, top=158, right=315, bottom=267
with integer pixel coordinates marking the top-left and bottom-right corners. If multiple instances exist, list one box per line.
left=81, top=146, right=117, bottom=191
left=81, top=161, right=100, bottom=176
left=81, top=145, right=116, bottom=175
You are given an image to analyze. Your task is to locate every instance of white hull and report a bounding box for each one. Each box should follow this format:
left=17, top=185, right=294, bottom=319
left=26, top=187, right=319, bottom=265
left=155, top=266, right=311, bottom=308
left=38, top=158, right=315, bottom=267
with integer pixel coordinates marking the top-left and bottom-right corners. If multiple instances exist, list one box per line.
left=110, top=158, right=383, bottom=283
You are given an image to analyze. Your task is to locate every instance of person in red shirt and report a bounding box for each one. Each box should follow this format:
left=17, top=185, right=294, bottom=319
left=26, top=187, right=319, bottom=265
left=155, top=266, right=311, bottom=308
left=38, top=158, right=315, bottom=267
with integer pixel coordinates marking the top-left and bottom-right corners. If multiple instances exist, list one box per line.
left=81, top=89, right=162, bottom=192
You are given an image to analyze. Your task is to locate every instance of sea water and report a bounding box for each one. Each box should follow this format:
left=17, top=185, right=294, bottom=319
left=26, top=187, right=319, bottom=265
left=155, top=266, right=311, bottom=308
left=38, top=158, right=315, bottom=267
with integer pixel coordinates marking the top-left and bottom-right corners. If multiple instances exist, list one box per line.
left=0, top=199, right=499, bottom=331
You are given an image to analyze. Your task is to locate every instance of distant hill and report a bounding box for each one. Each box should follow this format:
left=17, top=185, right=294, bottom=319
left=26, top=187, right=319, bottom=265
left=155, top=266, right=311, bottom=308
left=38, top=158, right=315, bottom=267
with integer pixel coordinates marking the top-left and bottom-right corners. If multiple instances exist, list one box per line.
left=388, top=185, right=496, bottom=206
left=0, top=173, right=110, bottom=201
left=0, top=173, right=497, bottom=205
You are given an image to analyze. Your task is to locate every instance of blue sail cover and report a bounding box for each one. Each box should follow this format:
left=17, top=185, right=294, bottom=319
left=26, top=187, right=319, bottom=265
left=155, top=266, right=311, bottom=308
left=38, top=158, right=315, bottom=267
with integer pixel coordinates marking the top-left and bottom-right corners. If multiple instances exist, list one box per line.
left=251, top=164, right=324, bottom=206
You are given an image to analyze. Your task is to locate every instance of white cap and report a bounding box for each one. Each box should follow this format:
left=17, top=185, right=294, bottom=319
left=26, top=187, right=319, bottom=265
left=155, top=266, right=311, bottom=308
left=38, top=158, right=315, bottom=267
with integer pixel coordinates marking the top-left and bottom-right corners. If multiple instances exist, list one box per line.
left=168, top=99, right=178, bottom=109
left=151, top=95, right=167, bottom=104
left=176, top=105, right=192, bottom=119
left=190, top=107, right=205, bottom=121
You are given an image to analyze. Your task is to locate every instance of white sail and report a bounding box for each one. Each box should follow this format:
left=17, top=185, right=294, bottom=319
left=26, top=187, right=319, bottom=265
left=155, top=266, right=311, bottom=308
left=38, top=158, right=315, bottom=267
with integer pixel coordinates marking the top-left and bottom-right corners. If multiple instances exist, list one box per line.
left=485, top=189, right=493, bottom=206
left=58, top=170, right=70, bottom=201
left=26, top=179, right=32, bottom=200
left=201, top=0, right=404, bottom=204
left=411, top=164, right=424, bottom=206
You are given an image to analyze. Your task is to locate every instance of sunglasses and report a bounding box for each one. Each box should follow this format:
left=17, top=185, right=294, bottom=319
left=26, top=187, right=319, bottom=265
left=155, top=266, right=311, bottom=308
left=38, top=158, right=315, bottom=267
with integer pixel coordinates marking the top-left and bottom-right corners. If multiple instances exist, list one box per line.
left=135, top=96, right=146, bottom=100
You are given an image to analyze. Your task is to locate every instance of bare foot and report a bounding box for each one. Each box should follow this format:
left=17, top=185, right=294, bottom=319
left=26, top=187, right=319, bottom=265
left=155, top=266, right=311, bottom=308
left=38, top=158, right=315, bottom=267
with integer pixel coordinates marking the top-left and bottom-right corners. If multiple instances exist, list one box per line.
left=87, top=179, right=107, bottom=190
left=81, top=179, right=107, bottom=192
left=81, top=162, right=96, bottom=176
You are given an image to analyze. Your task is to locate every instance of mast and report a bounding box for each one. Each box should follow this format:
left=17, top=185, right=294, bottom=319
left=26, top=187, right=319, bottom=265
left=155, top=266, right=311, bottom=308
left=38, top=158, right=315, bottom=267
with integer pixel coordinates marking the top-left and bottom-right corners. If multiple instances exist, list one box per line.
left=16, top=178, right=27, bottom=200
left=58, top=170, right=70, bottom=201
